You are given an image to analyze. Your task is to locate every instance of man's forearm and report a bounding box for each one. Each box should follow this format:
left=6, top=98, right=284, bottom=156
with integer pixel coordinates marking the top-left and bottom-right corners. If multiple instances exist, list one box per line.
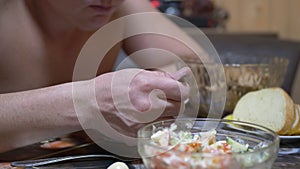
left=0, top=82, right=83, bottom=152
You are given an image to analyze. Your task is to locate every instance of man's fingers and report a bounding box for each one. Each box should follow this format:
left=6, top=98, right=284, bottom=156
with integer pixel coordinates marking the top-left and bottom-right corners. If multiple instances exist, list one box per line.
left=130, top=68, right=191, bottom=105
left=152, top=67, right=192, bottom=101
left=153, top=79, right=190, bottom=102
left=143, top=98, right=185, bottom=118
left=155, top=67, right=191, bottom=101
left=161, top=99, right=185, bottom=117
left=171, top=67, right=192, bottom=81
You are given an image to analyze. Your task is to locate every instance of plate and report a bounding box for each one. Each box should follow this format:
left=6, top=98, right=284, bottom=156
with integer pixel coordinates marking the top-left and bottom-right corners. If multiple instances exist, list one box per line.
left=279, top=135, right=300, bottom=139
left=222, top=114, right=263, bottom=135
left=223, top=114, right=234, bottom=120
left=223, top=114, right=300, bottom=143
left=279, top=135, right=300, bottom=143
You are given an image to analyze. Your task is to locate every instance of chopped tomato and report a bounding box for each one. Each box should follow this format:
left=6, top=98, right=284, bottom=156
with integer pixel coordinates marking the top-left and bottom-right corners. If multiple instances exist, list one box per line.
left=40, top=139, right=76, bottom=149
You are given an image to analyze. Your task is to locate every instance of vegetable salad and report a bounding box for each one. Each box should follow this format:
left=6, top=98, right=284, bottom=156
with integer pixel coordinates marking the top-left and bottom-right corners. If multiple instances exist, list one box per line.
left=146, top=124, right=251, bottom=169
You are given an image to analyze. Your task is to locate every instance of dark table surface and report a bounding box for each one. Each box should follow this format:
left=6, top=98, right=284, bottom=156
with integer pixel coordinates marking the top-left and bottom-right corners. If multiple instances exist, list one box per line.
left=1, top=130, right=300, bottom=169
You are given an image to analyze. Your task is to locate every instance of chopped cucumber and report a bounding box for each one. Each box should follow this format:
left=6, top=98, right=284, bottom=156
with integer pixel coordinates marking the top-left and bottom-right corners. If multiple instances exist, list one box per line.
left=226, top=137, right=249, bottom=153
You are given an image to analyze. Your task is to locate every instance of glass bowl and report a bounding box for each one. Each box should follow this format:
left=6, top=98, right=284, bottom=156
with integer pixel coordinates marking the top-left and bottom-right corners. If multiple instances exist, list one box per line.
left=138, top=118, right=279, bottom=169
left=178, top=54, right=289, bottom=115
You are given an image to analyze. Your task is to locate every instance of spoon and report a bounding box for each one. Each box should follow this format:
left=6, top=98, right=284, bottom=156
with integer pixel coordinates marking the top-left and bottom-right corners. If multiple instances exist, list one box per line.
left=11, top=154, right=139, bottom=167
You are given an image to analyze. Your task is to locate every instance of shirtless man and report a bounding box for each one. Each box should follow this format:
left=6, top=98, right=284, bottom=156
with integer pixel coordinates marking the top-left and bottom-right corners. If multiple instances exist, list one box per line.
left=0, top=0, right=202, bottom=153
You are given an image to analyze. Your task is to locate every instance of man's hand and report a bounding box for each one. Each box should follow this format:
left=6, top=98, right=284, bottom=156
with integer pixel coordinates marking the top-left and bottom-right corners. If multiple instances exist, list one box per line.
left=94, top=67, right=191, bottom=137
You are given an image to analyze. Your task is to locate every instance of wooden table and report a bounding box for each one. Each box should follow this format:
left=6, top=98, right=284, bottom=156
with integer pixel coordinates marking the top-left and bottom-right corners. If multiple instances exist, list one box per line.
left=1, top=131, right=300, bottom=168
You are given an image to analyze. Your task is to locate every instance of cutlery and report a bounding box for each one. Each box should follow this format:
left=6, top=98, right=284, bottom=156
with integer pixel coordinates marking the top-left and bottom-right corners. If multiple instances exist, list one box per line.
left=11, top=154, right=139, bottom=167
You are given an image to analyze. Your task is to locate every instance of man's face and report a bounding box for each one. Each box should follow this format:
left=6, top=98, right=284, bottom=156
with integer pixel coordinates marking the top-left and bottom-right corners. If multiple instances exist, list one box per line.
left=46, top=0, right=125, bottom=31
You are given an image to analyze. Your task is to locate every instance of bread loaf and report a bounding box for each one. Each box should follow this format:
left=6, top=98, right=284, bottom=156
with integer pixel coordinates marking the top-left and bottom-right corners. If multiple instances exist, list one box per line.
left=289, top=104, right=300, bottom=135
left=233, top=88, right=296, bottom=135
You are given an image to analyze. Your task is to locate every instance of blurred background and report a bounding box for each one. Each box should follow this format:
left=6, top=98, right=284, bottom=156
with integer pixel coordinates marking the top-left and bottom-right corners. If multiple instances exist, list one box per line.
left=148, top=0, right=300, bottom=104
left=150, top=0, right=228, bottom=28
left=150, top=0, right=300, bottom=40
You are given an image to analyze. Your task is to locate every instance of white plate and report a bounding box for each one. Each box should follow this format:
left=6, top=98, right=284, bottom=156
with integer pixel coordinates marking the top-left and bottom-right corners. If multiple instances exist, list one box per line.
left=222, top=114, right=272, bottom=135
left=279, top=135, right=300, bottom=139
left=223, top=115, right=300, bottom=142
left=279, top=135, right=300, bottom=143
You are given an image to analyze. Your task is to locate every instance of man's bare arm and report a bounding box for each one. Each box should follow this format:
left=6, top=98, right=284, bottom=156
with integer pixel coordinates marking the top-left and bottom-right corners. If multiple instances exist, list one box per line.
left=0, top=82, right=82, bottom=153
left=0, top=68, right=190, bottom=153
left=115, top=0, right=211, bottom=68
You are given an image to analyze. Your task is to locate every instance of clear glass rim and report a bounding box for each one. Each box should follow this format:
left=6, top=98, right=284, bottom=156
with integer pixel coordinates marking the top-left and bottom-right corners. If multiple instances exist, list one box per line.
left=180, top=57, right=289, bottom=65
left=138, top=118, right=280, bottom=157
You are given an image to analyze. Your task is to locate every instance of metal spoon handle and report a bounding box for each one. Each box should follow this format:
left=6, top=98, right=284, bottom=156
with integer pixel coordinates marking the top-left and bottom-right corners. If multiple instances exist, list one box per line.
left=11, top=154, right=134, bottom=167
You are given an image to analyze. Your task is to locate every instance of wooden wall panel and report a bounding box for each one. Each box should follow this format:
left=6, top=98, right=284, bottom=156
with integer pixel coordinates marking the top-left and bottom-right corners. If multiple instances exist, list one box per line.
left=213, top=0, right=241, bottom=31
left=238, top=0, right=271, bottom=31
left=269, top=0, right=289, bottom=38
left=287, top=0, right=300, bottom=41
left=214, top=0, right=300, bottom=40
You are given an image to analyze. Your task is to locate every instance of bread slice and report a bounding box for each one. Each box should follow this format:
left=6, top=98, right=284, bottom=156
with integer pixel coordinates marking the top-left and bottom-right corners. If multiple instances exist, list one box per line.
left=288, top=104, right=300, bottom=135
left=233, top=88, right=295, bottom=135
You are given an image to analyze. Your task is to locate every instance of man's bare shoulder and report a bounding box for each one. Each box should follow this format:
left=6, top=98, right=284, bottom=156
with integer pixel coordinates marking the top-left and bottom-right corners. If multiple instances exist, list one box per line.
left=0, top=0, right=47, bottom=59
left=0, top=0, right=17, bottom=16
left=0, top=0, right=43, bottom=47
left=0, top=0, right=9, bottom=8
left=0, top=0, right=14, bottom=54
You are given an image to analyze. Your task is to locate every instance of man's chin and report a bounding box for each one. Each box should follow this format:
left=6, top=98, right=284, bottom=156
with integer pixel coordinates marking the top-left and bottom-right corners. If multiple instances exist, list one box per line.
left=78, top=17, right=111, bottom=31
